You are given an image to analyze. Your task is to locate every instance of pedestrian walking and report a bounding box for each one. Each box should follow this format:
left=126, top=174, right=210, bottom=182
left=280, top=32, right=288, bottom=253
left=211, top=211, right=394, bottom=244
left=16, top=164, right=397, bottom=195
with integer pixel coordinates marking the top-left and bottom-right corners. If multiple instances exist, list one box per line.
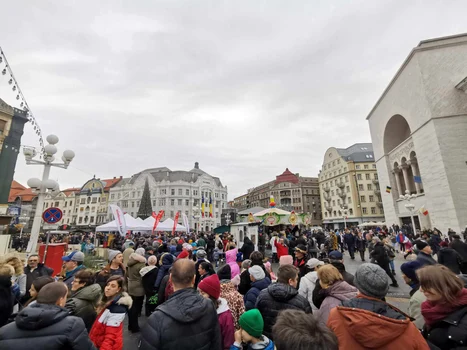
left=126, top=248, right=146, bottom=333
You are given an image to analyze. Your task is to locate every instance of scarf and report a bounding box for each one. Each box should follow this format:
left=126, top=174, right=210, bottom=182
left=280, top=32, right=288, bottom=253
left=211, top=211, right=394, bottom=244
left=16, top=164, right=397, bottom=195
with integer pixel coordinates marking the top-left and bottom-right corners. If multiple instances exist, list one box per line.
left=421, top=288, right=467, bottom=328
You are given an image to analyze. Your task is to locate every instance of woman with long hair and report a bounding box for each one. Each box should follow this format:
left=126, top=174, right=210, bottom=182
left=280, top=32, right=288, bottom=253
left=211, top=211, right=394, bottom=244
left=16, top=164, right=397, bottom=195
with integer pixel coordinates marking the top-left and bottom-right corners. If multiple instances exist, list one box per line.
left=95, top=250, right=125, bottom=290
left=25, top=275, right=54, bottom=307
left=418, top=264, right=467, bottom=349
left=198, top=274, right=235, bottom=350
left=89, top=276, right=132, bottom=350
left=4, top=254, right=26, bottom=309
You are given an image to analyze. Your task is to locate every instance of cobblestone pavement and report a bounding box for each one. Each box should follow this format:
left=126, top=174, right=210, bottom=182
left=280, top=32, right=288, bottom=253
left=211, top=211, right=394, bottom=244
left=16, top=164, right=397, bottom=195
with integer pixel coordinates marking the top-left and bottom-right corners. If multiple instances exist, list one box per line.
left=123, top=250, right=415, bottom=349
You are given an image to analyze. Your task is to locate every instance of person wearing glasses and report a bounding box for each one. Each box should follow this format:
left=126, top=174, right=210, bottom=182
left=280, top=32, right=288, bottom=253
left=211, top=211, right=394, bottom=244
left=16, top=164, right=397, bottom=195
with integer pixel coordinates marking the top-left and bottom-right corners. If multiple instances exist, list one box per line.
left=20, top=254, right=53, bottom=306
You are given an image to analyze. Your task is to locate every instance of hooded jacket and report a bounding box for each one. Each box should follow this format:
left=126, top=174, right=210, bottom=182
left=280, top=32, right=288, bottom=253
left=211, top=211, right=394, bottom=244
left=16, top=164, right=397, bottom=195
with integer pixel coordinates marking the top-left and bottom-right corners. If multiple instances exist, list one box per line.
left=315, top=281, right=358, bottom=324
left=154, top=253, right=174, bottom=291
left=217, top=297, right=235, bottom=350
left=220, top=280, right=245, bottom=329
left=298, top=270, right=319, bottom=310
left=255, top=283, right=312, bottom=339
left=139, top=288, right=222, bottom=350
left=65, top=283, right=102, bottom=331
left=127, top=253, right=146, bottom=296
left=238, top=264, right=270, bottom=295
left=244, top=277, right=271, bottom=311
left=371, top=242, right=390, bottom=266
left=89, top=292, right=132, bottom=350
left=327, top=295, right=430, bottom=350
left=140, top=265, right=159, bottom=296
left=239, top=238, right=255, bottom=260
left=437, top=247, right=462, bottom=274
left=226, top=248, right=240, bottom=280
left=0, top=303, right=96, bottom=350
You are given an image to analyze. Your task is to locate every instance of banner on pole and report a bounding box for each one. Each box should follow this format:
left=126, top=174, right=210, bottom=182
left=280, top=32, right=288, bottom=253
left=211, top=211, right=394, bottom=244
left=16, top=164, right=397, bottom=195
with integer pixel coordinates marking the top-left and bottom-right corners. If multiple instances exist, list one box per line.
left=182, top=212, right=190, bottom=233
left=109, top=204, right=127, bottom=236
left=152, top=210, right=164, bottom=233
left=172, top=211, right=180, bottom=235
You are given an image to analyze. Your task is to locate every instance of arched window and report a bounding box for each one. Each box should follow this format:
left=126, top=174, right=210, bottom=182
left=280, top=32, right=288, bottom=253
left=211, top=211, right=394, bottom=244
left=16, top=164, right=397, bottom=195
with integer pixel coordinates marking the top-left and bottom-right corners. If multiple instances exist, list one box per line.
left=383, top=115, right=412, bottom=154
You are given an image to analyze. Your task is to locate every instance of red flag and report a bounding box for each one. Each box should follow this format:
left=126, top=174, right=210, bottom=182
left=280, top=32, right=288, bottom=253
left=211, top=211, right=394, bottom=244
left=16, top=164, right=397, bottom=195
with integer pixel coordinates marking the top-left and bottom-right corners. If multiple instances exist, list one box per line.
left=152, top=211, right=158, bottom=219
left=152, top=210, right=164, bottom=234
left=172, top=211, right=180, bottom=236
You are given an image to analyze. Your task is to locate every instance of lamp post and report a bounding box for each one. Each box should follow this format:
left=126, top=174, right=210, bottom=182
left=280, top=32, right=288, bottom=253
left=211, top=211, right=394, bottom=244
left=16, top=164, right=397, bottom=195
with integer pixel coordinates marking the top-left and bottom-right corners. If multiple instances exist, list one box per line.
left=24, top=134, right=75, bottom=253
left=399, top=190, right=417, bottom=236
left=193, top=205, right=200, bottom=234
left=340, top=206, right=348, bottom=229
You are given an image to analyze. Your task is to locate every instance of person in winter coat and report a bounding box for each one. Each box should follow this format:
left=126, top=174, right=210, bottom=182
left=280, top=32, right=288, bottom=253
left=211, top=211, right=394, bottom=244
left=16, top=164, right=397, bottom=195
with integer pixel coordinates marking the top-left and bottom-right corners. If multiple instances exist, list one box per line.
left=274, top=238, right=289, bottom=260
left=298, top=258, right=324, bottom=311
left=0, top=264, right=15, bottom=327
left=126, top=248, right=147, bottom=333
left=89, top=276, right=132, bottom=350
left=370, top=240, right=399, bottom=287
left=140, top=255, right=158, bottom=316
left=238, top=252, right=270, bottom=295
left=327, top=263, right=430, bottom=350
left=65, top=269, right=101, bottom=332
left=231, top=309, right=274, bottom=350
left=396, top=231, right=407, bottom=252
left=343, top=231, right=356, bottom=259
left=60, top=251, right=86, bottom=290
left=154, top=252, right=174, bottom=292
left=400, top=260, right=426, bottom=330
left=198, top=261, right=215, bottom=284
left=96, top=250, right=125, bottom=290
left=122, top=242, right=134, bottom=267
left=244, top=266, right=271, bottom=311
left=451, top=235, right=467, bottom=273
left=429, top=230, right=442, bottom=255
left=293, top=244, right=308, bottom=282
left=437, top=241, right=462, bottom=274
left=418, top=265, right=467, bottom=349
left=355, top=231, right=367, bottom=262
left=255, top=264, right=312, bottom=340
left=240, top=237, right=255, bottom=260
left=217, top=264, right=245, bottom=329
left=226, top=246, right=241, bottom=280
left=5, top=254, right=27, bottom=307
left=414, top=241, right=437, bottom=267
left=194, top=249, right=209, bottom=287
left=383, top=237, right=397, bottom=275
left=20, top=254, right=53, bottom=305
left=0, top=281, right=97, bottom=350
left=315, top=264, right=358, bottom=324
left=139, top=259, right=222, bottom=350
left=198, top=274, right=235, bottom=350
left=24, top=275, right=54, bottom=307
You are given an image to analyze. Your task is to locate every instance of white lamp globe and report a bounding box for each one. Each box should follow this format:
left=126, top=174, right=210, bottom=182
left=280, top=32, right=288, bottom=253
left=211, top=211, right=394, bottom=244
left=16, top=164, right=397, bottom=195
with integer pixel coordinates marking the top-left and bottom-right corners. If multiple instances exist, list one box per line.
left=62, top=150, right=75, bottom=161
left=43, top=179, right=58, bottom=190
left=46, top=134, right=59, bottom=145
left=44, top=144, right=57, bottom=155
left=27, top=178, right=41, bottom=189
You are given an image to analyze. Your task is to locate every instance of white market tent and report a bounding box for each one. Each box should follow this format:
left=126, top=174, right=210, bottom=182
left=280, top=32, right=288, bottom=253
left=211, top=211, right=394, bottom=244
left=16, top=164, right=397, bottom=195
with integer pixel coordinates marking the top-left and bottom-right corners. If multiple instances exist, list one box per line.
left=143, top=217, right=187, bottom=232
left=96, top=213, right=152, bottom=232
left=253, top=208, right=291, bottom=217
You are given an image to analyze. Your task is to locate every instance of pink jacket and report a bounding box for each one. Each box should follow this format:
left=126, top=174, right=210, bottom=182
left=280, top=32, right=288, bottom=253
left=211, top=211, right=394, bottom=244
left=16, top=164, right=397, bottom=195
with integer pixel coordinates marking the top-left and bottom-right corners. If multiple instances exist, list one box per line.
left=225, top=248, right=240, bottom=279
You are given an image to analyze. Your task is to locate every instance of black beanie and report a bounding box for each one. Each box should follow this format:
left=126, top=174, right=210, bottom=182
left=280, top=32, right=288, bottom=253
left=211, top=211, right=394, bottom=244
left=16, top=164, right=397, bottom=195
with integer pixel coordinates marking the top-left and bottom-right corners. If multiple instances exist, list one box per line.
left=217, top=264, right=231, bottom=281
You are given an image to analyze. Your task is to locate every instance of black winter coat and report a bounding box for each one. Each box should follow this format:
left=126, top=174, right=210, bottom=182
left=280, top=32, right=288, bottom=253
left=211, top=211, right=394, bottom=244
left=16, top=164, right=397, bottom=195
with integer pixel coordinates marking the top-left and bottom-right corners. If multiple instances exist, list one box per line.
left=438, top=248, right=462, bottom=274
left=139, top=288, right=222, bottom=350
left=239, top=238, right=255, bottom=260
left=0, top=303, right=96, bottom=350
left=255, top=283, right=312, bottom=340
left=238, top=264, right=270, bottom=295
left=452, top=240, right=467, bottom=262
left=22, top=264, right=53, bottom=303
left=0, top=276, right=14, bottom=328
left=423, top=305, right=467, bottom=350
left=344, top=233, right=356, bottom=248
left=416, top=252, right=437, bottom=267
left=244, top=278, right=271, bottom=311
left=65, top=283, right=101, bottom=332
left=355, top=236, right=367, bottom=251
left=141, top=266, right=159, bottom=296
left=371, top=242, right=390, bottom=266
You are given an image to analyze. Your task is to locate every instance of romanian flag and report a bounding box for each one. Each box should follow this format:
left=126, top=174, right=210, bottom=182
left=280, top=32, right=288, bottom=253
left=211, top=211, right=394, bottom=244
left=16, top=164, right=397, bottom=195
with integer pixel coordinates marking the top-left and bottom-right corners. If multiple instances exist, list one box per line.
left=201, top=195, right=205, bottom=218
left=419, top=206, right=429, bottom=216
left=386, top=186, right=392, bottom=193
left=209, top=196, right=213, bottom=218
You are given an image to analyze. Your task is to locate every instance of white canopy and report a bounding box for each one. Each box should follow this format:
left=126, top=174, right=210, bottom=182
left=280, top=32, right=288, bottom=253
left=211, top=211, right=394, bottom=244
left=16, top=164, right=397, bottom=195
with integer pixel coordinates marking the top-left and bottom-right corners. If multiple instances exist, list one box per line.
left=96, top=213, right=152, bottom=232
left=143, top=217, right=187, bottom=232
left=253, top=208, right=291, bottom=217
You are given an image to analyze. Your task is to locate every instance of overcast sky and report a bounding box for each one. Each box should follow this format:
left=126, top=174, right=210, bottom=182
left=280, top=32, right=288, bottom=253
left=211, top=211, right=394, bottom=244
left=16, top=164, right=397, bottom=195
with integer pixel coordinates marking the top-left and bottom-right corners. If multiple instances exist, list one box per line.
left=1, top=0, right=467, bottom=199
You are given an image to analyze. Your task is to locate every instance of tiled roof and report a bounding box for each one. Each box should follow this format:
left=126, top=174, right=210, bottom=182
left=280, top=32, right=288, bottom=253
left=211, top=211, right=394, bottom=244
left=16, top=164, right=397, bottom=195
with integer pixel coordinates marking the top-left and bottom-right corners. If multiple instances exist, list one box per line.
left=62, top=188, right=81, bottom=197
left=336, top=143, right=375, bottom=162
left=8, top=180, right=26, bottom=202
left=10, top=188, right=37, bottom=203
left=275, top=168, right=299, bottom=184
left=101, top=177, right=122, bottom=190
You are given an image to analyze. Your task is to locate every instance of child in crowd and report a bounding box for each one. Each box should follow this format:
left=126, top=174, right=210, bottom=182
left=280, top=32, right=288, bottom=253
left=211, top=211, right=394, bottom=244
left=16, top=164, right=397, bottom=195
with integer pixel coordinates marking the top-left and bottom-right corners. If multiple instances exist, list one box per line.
left=264, top=261, right=276, bottom=282
left=230, top=309, right=274, bottom=350
left=213, top=246, right=220, bottom=267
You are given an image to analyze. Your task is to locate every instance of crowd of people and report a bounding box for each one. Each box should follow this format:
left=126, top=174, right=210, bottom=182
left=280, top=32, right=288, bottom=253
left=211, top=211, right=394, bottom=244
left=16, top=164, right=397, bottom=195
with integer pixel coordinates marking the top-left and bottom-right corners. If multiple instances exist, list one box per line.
left=0, top=226, right=467, bottom=349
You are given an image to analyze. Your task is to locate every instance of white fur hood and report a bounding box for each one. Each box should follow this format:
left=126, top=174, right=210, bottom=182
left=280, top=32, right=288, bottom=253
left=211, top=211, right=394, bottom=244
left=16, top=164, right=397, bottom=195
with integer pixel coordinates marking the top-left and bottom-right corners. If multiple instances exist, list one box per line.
left=117, top=292, right=133, bottom=309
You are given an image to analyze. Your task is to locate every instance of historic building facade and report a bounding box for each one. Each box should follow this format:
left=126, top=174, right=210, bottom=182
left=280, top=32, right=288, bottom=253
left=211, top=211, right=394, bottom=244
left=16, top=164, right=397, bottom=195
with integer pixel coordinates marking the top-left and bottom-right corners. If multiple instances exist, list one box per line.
left=319, top=143, right=384, bottom=229
left=367, top=34, right=467, bottom=234
left=108, top=162, right=228, bottom=231
left=232, top=168, right=322, bottom=226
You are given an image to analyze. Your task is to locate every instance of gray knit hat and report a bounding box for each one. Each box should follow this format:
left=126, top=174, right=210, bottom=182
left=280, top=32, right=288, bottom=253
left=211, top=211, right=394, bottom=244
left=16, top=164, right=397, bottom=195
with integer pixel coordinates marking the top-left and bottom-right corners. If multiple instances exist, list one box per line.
left=108, top=249, right=121, bottom=263
left=249, top=266, right=265, bottom=281
left=354, top=263, right=389, bottom=299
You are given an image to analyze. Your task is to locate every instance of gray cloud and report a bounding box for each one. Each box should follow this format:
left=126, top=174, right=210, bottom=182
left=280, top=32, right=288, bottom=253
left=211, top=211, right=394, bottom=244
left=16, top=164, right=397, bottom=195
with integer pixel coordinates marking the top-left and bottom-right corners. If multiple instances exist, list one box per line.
left=1, top=0, right=467, bottom=198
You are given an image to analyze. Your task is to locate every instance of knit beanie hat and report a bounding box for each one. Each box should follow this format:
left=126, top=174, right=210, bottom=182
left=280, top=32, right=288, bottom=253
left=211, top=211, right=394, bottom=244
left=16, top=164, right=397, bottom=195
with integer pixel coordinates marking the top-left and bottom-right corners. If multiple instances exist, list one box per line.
left=217, top=264, right=231, bottom=281
left=135, top=248, right=145, bottom=256
left=400, top=260, right=423, bottom=283
left=198, top=274, right=221, bottom=299
left=197, top=249, right=207, bottom=259
left=279, top=255, right=293, bottom=266
left=415, top=240, right=428, bottom=251
left=177, top=250, right=189, bottom=260
left=147, top=255, right=158, bottom=266
left=239, top=309, right=264, bottom=338
left=249, top=266, right=265, bottom=280
left=108, top=250, right=121, bottom=263
left=354, top=263, right=389, bottom=299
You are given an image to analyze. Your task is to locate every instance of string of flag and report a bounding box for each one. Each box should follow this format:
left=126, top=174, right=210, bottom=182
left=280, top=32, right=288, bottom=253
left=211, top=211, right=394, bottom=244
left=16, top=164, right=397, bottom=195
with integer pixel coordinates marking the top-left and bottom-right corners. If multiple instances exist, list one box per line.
left=0, top=46, right=45, bottom=158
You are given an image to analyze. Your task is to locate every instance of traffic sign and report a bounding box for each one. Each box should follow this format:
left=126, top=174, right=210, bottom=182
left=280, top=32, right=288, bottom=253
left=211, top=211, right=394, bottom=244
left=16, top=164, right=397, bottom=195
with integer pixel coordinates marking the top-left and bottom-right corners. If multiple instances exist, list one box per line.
left=42, top=207, right=63, bottom=224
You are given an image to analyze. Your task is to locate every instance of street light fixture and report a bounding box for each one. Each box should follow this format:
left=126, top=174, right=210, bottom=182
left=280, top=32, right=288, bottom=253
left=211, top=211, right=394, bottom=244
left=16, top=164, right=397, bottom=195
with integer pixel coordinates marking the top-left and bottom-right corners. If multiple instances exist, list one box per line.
left=24, top=134, right=75, bottom=253
left=399, top=190, right=417, bottom=235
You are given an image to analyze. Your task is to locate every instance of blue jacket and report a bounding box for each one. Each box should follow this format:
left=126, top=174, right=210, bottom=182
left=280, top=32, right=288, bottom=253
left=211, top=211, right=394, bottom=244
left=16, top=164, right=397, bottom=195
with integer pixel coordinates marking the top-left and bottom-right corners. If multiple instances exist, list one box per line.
left=344, top=233, right=356, bottom=247
left=230, top=336, right=274, bottom=350
left=244, top=278, right=271, bottom=311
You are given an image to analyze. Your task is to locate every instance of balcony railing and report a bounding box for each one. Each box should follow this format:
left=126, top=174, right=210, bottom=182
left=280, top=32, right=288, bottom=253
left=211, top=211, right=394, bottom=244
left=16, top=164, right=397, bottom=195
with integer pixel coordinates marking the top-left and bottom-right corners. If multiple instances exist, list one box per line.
left=324, top=187, right=330, bottom=193
left=372, top=179, right=379, bottom=185
left=337, top=182, right=345, bottom=189
left=374, top=189, right=381, bottom=195
left=337, top=190, right=346, bottom=199
left=376, top=201, right=383, bottom=208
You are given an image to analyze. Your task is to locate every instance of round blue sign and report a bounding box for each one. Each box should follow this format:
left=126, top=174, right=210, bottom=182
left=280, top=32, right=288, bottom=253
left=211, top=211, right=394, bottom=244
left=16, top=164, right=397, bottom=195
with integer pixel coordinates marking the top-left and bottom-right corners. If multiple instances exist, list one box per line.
left=42, top=207, right=63, bottom=224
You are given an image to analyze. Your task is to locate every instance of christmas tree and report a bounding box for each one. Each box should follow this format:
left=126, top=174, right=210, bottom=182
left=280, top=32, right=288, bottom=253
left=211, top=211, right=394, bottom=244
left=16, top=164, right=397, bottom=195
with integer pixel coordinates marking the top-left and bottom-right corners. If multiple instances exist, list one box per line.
left=137, top=178, right=153, bottom=220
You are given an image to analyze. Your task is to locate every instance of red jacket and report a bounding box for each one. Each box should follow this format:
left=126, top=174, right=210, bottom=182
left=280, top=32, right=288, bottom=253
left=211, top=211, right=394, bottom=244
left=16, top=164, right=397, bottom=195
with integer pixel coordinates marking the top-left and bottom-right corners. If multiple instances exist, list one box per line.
left=218, top=298, right=235, bottom=350
left=274, top=240, right=289, bottom=258
left=89, top=292, right=132, bottom=350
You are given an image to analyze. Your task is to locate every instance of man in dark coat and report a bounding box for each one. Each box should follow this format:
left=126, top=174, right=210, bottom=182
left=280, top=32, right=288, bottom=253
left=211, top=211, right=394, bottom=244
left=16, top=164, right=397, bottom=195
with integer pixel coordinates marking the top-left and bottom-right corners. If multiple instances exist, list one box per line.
left=415, top=241, right=437, bottom=267
left=438, top=241, right=462, bottom=274
left=343, top=230, right=356, bottom=259
left=0, top=282, right=96, bottom=350
left=371, top=240, right=398, bottom=287
left=255, top=264, right=312, bottom=340
left=139, top=259, right=222, bottom=350
left=451, top=235, right=467, bottom=273
left=21, top=254, right=53, bottom=304
left=239, top=237, right=255, bottom=260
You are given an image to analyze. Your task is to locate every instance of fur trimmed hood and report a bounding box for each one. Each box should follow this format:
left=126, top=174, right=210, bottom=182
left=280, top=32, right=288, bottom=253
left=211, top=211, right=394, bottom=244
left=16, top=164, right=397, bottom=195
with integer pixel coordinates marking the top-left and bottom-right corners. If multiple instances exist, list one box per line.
left=128, top=252, right=146, bottom=265
left=140, top=265, right=157, bottom=277
left=117, top=292, right=133, bottom=309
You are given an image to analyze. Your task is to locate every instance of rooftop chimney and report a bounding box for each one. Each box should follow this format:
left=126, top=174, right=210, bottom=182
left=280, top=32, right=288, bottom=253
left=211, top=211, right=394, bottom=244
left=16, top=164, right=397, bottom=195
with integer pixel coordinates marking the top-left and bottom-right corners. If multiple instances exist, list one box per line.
left=195, top=162, right=199, bottom=169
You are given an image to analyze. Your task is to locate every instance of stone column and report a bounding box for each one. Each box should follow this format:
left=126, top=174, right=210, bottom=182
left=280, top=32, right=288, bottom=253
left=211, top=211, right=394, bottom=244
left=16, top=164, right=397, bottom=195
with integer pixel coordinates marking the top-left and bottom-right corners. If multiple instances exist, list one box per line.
left=398, top=164, right=412, bottom=194
left=391, top=169, right=403, bottom=197
left=406, top=160, right=421, bottom=194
